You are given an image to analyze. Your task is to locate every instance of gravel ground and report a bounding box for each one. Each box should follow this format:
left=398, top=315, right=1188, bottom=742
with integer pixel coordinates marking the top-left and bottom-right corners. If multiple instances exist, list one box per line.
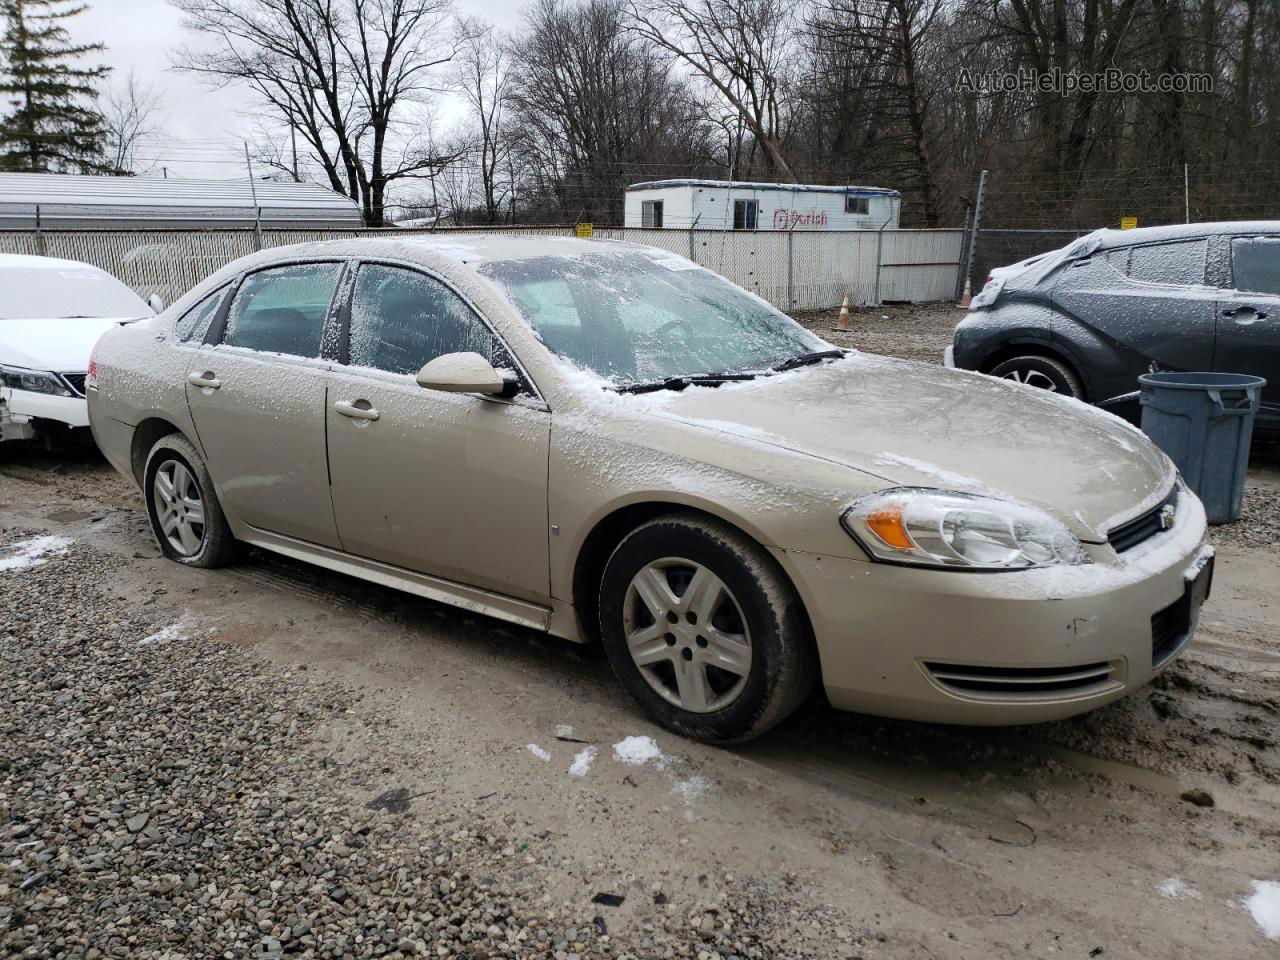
left=0, top=532, right=800, bottom=960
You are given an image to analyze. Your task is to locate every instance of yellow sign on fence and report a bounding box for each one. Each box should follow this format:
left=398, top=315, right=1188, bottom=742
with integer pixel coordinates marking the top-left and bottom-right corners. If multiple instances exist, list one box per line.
left=1120, top=216, right=1138, bottom=230
left=575, top=222, right=593, bottom=238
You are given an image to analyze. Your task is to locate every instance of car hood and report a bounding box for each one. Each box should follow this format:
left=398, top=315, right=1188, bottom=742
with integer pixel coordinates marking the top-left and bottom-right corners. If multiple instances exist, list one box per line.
left=0, top=316, right=135, bottom=372
left=648, top=354, right=1173, bottom=542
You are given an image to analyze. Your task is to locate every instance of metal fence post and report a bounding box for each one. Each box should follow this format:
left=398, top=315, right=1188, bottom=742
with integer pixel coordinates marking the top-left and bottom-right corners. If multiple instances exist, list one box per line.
left=872, top=215, right=893, bottom=306
left=786, top=223, right=795, bottom=309
left=34, top=204, right=46, bottom=256
left=961, top=169, right=988, bottom=296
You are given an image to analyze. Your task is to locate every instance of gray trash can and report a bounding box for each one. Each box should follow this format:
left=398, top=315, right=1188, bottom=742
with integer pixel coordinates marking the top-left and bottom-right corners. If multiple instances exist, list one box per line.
left=1137, top=372, right=1266, bottom=524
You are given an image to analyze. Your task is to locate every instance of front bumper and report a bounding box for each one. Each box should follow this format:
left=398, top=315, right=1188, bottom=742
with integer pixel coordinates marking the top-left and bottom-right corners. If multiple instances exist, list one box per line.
left=2, top=387, right=91, bottom=429
left=779, top=491, right=1210, bottom=725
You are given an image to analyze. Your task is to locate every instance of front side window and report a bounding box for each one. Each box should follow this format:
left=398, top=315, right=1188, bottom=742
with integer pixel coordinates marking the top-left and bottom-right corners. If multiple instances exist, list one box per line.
left=175, top=285, right=227, bottom=342
left=348, top=263, right=500, bottom=375
left=641, top=200, right=664, bottom=229
left=733, top=199, right=758, bottom=230
left=1231, top=238, right=1280, bottom=295
left=223, top=262, right=342, bottom=357
left=479, top=251, right=828, bottom=384
left=846, top=195, right=869, bottom=215
left=1127, top=239, right=1207, bottom=286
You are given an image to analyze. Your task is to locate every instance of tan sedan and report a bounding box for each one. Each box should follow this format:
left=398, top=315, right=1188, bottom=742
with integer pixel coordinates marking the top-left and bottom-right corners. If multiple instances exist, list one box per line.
left=87, top=236, right=1213, bottom=742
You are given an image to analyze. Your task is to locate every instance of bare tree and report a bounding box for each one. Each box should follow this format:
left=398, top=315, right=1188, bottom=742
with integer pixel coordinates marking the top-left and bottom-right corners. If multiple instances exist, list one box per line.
left=172, top=0, right=464, bottom=225
left=452, top=16, right=510, bottom=222
left=626, top=0, right=798, bottom=181
left=101, top=69, right=165, bottom=175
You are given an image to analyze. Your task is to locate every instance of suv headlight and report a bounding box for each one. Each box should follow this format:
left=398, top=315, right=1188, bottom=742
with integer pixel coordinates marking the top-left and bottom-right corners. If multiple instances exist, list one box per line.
left=0, top=365, right=72, bottom=397
left=841, top=488, right=1089, bottom=570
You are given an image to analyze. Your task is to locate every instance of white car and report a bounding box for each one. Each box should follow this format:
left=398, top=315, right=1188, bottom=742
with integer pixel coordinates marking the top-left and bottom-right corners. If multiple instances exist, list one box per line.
left=1, top=254, right=154, bottom=446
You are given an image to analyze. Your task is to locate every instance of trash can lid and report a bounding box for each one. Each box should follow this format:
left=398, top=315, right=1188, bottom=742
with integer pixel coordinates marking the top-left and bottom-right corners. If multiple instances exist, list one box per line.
left=1138, top=371, right=1267, bottom=390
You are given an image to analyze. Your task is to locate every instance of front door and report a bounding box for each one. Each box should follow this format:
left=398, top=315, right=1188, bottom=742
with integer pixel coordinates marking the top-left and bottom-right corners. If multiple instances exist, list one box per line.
left=184, top=260, right=345, bottom=548
left=1215, top=235, right=1280, bottom=428
left=325, top=261, right=551, bottom=602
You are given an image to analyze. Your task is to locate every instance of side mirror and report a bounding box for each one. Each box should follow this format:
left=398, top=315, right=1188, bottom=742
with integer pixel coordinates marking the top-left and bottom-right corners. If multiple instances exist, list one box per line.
left=147, top=293, right=166, bottom=314
left=416, top=352, right=514, bottom=396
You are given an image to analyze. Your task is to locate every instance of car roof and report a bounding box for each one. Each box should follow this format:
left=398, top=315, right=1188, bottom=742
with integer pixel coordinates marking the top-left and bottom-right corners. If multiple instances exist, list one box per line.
left=257, top=233, right=642, bottom=268
left=0, top=252, right=112, bottom=272
left=1093, top=220, right=1280, bottom=250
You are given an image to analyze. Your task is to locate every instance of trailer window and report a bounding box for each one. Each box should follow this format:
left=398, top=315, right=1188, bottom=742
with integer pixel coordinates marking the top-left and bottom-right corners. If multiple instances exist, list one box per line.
left=641, top=200, right=664, bottom=229
left=733, top=200, right=758, bottom=230
left=846, top=195, right=870, bottom=215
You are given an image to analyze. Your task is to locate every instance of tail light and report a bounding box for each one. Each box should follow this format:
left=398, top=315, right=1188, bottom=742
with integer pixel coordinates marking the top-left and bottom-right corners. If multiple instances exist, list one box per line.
left=86, top=344, right=100, bottom=391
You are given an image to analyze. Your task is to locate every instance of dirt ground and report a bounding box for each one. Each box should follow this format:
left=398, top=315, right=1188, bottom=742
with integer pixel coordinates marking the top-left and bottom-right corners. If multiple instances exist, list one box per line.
left=3, top=315, right=1280, bottom=958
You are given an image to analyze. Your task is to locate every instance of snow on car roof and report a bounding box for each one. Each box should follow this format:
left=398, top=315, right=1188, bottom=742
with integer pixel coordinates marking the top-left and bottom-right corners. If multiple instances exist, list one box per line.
left=0, top=252, right=112, bottom=272
left=1093, top=220, right=1280, bottom=249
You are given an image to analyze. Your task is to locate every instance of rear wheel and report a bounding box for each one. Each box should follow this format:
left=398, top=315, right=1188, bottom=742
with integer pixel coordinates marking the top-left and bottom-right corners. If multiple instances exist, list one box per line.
left=989, top=355, right=1083, bottom=398
left=598, top=513, right=816, bottom=743
left=143, top=433, right=238, bottom=568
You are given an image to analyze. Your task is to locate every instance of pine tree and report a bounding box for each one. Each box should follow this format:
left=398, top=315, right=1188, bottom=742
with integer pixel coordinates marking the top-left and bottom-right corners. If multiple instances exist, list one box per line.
left=0, top=0, right=114, bottom=173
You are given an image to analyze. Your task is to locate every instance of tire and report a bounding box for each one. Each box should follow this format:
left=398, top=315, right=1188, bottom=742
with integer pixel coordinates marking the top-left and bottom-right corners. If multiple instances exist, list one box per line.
left=988, top=355, right=1083, bottom=398
left=143, top=433, right=238, bottom=568
left=598, top=512, right=816, bottom=743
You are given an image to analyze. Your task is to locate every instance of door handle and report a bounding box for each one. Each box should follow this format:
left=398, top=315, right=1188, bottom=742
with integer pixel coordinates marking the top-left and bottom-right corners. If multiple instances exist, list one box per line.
left=187, top=371, right=221, bottom=389
left=1222, top=306, right=1268, bottom=323
left=334, top=399, right=379, bottom=421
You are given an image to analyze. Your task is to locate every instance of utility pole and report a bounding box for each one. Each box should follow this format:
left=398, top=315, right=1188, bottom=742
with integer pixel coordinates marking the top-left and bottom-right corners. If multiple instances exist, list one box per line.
left=1184, top=163, right=1190, bottom=223
left=960, top=169, right=988, bottom=303
left=291, top=127, right=299, bottom=182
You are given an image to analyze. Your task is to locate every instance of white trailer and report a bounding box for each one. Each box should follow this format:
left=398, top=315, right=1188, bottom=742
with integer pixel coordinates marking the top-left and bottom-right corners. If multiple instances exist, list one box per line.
left=624, top=179, right=901, bottom=231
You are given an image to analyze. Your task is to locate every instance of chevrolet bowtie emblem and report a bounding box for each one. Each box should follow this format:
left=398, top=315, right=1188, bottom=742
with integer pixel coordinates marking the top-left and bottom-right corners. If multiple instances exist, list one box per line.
left=1158, top=503, right=1177, bottom=530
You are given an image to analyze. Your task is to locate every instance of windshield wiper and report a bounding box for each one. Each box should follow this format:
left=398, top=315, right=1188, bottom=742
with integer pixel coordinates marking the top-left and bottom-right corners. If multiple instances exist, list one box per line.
left=615, top=372, right=758, bottom=394
left=770, top=349, right=846, bottom=373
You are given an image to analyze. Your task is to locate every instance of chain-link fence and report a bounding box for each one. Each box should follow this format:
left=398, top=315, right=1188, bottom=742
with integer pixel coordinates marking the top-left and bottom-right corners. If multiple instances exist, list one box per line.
left=0, top=225, right=964, bottom=312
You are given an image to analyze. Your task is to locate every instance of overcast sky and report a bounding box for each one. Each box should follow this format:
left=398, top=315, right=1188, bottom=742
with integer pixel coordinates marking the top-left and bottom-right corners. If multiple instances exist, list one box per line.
left=68, top=0, right=525, bottom=180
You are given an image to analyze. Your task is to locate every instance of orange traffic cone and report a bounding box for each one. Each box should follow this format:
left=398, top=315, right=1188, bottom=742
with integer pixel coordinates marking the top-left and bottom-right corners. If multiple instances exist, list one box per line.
left=835, top=292, right=850, bottom=332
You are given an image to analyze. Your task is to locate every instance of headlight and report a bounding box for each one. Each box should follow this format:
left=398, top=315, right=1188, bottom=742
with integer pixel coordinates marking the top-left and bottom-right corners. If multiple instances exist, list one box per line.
left=841, top=488, right=1089, bottom=570
left=0, top=364, right=72, bottom=397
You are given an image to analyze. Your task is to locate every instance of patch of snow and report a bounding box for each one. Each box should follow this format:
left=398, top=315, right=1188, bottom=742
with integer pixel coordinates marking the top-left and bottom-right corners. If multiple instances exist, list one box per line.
left=871, top=452, right=986, bottom=491
left=555, top=724, right=576, bottom=739
left=568, top=746, right=597, bottom=778
left=526, top=744, right=551, bottom=761
left=1245, top=880, right=1280, bottom=940
left=613, top=735, right=664, bottom=766
left=140, top=614, right=201, bottom=646
left=1157, top=877, right=1200, bottom=900
left=0, top=535, right=72, bottom=572
left=671, top=774, right=712, bottom=804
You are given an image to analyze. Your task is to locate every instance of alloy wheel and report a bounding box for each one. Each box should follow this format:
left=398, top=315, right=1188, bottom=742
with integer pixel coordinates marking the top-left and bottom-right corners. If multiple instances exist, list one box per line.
left=154, top=459, right=207, bottom=557
left=622, top=558, right=753, bottom=713
left=1001, top=367, right=1059, bottom=391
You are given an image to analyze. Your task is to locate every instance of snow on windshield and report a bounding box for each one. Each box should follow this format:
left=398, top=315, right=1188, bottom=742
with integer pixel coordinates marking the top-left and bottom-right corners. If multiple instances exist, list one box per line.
left=0, top=264, right=149, bottom=320
left=478, top=250, right=828, bottom=384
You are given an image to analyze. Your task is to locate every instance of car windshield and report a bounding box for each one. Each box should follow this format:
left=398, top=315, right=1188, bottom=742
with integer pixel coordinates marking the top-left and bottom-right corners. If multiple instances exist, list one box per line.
left=478, top=250, right=831, bottom=385
left=0, top=265, right=150, bottom=320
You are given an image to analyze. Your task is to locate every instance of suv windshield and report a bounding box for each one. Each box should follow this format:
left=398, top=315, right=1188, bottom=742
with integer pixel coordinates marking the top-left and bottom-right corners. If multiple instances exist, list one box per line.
left=0, top=265, right=150, bottom=320
left=479, top=250, right=830, bottom=385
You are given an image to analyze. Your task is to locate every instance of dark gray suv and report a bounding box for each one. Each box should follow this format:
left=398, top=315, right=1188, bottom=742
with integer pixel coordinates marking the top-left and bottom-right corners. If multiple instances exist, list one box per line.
left=950, top=222, right=1279, bottom=437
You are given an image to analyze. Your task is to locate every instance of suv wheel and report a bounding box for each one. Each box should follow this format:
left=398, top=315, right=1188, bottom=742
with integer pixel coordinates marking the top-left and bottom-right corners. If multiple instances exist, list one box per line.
left=143, top=433, right=238, bottom=568
left=989, top=355, right=1083, bottom=397
left=598, top=512, right=816, bottom=743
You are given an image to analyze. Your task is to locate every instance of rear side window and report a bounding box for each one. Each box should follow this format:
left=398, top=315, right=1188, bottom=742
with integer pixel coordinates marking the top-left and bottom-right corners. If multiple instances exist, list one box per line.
left=175, top=285, right=227, bottom=342
left=348, top=264, right=499, bottom=375
left=223, top=263, right=342, bottom=357
left=1127, top=240, right=1207, bottom=286
left=1231, top=238, right=1280, bottom=295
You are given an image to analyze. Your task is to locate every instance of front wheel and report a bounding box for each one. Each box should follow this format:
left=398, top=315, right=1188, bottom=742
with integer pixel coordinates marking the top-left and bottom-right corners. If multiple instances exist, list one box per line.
left=989, top=355, right=1083, bottom=397
left=598, top=513, right=816, bottom=743
left=143, top=433, right=238, bottom=568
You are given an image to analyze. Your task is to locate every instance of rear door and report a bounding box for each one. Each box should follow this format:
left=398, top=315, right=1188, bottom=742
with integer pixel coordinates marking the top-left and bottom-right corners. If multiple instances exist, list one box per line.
left=1053, top=237, right=1216, bottom=375
left=325, top=261, right=551, bottom=602
left=1215, top=235, right=1280, bottom=426
left=184, top=260, right=345, bottom=548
